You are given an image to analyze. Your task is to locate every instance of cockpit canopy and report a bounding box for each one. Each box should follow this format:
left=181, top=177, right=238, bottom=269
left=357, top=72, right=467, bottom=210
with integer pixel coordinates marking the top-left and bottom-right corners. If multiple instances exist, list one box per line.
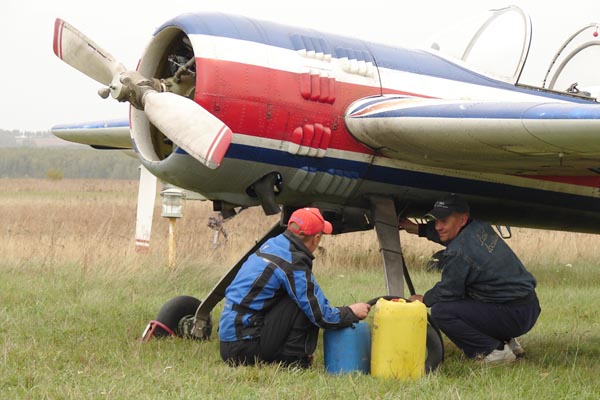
left=543, top=23, right=600, bottom=98
left=428, top=5, right=600, bottom=98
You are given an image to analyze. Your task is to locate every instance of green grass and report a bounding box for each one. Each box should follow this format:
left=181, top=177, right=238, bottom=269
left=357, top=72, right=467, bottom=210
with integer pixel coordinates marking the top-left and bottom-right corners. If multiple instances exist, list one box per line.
left=2, top=259, right=600, bottom=399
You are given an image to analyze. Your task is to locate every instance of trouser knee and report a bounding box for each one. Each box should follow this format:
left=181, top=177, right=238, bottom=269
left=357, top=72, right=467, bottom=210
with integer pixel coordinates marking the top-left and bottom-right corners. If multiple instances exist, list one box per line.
left=429, top=302, right=453, bottom=328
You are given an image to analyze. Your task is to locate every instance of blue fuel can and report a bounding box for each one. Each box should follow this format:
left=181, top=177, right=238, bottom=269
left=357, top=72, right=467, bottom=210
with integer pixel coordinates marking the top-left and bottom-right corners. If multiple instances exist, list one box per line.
left=323, top=321, right=371, bottom=374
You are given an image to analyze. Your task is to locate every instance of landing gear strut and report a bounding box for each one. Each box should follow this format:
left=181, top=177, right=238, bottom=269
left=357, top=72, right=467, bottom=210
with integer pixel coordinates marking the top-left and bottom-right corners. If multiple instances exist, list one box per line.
left=370, top=195, right=409, bottom=297
left=190, top=222, right=285, bottom=338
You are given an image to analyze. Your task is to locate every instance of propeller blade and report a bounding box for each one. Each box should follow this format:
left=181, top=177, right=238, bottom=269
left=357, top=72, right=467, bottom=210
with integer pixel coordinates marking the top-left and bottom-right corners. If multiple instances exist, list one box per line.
left=53, top=18, right=126, bottom=86
left=143, top=92, right=233, bottom=169
left=135, top=165, right=157, bottom=251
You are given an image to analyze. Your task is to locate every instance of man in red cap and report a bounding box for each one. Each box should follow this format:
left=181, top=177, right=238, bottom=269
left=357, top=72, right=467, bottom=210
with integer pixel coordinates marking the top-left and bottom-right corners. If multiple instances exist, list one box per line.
left=218, top=207, right=371, bottom=368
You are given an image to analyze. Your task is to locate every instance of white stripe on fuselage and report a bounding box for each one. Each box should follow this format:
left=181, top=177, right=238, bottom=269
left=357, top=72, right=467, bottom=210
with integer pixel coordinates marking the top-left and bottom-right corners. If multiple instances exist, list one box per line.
left=188, top=34, right=570, bottom=104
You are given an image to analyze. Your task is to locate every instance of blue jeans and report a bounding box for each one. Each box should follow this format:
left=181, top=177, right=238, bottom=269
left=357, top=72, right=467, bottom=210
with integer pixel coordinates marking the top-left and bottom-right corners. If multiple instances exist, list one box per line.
left=430, top=291, right=541, bottom=358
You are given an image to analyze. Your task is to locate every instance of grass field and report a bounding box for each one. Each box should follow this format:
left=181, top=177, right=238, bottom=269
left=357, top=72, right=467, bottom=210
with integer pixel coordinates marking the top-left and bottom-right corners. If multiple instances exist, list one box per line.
left=1, top=179, right=599, bottom=399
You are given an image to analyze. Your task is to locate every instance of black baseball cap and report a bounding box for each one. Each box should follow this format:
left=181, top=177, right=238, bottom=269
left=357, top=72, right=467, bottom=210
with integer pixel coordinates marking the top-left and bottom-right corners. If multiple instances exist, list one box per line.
left=425, top=194, right=470, bottom=220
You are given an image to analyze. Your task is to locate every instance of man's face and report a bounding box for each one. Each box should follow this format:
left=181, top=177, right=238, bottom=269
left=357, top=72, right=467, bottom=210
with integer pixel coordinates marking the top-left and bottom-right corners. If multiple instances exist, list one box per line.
left=434, top=212, right=468, bottom=243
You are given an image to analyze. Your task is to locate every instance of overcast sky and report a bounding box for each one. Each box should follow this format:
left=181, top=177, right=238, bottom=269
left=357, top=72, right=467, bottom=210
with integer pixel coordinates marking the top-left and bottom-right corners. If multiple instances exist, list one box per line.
left=2, top=0, right=599, bottom=131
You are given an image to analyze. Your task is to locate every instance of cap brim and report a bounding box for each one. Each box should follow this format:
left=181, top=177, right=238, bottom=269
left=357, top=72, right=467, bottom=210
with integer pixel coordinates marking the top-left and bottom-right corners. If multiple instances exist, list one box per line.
left=322, top=221, right=333, bottom=234
left=425, top=208, right=453, bottom=220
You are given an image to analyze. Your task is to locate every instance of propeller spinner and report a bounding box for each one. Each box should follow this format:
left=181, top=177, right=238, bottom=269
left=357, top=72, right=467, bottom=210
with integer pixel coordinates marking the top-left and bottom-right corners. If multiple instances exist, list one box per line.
left=52, top=18, right=232, bottom=169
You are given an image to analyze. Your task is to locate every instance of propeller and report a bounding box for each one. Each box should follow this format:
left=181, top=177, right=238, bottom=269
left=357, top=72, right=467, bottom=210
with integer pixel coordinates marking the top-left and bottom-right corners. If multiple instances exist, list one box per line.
left=52, top=18, right=232, bottom=169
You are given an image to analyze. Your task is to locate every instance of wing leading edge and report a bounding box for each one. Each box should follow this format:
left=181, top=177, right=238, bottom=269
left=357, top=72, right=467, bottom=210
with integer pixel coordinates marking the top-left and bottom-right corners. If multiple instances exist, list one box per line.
left=345, top=95, right=600, bottom=176
left=51, top=119, right=132, bottom=149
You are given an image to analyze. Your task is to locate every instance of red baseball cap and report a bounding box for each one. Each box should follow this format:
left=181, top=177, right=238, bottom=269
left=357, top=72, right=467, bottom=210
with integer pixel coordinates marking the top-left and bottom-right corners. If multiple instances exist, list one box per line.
left=288, top=208, right=333, bottom=236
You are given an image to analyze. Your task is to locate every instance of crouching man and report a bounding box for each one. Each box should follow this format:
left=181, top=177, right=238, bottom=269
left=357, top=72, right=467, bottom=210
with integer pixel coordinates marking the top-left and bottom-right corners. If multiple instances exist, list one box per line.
left=218, top=207, right=371, bottom=368
left=400, top=194, right=541, bottom=364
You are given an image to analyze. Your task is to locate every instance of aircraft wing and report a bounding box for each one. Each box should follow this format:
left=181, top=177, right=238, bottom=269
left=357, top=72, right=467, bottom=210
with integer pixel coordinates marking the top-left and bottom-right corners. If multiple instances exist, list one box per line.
left=345, top=95, right=600, bottom=176
left=51, top=119, right=132, bottom=149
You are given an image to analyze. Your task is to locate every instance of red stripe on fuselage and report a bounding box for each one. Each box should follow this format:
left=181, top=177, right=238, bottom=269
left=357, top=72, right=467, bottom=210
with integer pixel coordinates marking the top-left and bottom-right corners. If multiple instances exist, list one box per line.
left=194, top=57, right=402, bottom=154
left=53, top=19, right=64, bottom=59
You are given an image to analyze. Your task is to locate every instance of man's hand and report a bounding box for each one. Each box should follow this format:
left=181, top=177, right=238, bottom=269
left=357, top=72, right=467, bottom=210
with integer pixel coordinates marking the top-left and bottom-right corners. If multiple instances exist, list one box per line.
left=349, top=303, right=371, bottom=320
left=398, top=218, right=418, bottom=234
left=408, top=294, right=424, bottom=303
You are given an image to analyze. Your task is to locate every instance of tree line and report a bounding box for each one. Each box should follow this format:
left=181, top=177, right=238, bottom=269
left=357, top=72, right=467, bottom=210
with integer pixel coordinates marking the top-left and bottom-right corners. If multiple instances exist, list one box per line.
left=0, top=129, right=51, bottom=147
left=0, top=148, right=140, bottom=179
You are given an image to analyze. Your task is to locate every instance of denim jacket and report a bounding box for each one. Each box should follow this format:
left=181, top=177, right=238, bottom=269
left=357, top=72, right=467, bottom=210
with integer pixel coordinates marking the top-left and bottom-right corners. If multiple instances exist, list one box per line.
left=419, top=219, right=536, bottom=307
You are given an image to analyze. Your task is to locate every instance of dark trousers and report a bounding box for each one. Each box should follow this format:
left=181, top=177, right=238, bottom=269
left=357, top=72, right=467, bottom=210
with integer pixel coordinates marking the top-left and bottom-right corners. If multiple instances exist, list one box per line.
left=430, top=291, right=541, bottom=358
left=220, top=297, right=318, bottom=367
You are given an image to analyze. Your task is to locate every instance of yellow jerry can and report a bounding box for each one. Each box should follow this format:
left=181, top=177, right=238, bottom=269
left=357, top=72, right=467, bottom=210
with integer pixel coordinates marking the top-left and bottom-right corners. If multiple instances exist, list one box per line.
left=370, top=298, right=427, bottom=379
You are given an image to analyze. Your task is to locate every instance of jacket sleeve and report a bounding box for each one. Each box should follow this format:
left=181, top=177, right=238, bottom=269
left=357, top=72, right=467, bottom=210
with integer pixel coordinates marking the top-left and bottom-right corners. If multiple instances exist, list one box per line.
left=279, top=267, right=359, bottom=329
left=422, top=253, right=470, bottom=307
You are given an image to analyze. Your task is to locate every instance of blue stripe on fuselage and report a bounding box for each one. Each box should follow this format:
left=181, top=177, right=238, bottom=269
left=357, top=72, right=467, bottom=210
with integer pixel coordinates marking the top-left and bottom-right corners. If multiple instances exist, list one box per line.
left=226, top=143, right=598, bottom=212
left=226, top=143, right=364, bottom=178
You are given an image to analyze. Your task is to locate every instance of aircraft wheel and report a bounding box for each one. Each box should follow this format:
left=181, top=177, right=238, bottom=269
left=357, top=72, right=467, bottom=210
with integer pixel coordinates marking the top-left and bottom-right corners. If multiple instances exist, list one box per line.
left=366, top=296, right=444, bottom=373
left=154, top=295, right=207, bottom=338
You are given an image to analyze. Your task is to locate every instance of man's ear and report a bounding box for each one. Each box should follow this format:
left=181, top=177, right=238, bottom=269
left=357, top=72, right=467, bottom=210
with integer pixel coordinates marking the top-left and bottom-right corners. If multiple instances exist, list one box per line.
left=312, top=234, right=321, bottom=246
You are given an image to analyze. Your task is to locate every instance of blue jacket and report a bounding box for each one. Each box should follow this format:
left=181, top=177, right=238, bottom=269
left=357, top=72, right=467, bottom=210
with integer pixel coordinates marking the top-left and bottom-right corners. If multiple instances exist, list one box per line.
left=419, top=219, right=537, bottom=307
left=218, top=230, right=358, bottom=342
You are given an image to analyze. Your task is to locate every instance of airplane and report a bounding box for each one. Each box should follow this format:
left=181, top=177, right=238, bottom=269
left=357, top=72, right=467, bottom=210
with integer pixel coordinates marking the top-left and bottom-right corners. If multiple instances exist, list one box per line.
left=51, top=6, right=600, bottom=372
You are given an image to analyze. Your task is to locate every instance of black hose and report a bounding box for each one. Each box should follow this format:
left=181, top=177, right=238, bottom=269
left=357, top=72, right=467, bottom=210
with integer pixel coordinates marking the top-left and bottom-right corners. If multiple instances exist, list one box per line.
left=401, top=251, right=416, bottom=296
left=366, top=295, right=405, bottom=306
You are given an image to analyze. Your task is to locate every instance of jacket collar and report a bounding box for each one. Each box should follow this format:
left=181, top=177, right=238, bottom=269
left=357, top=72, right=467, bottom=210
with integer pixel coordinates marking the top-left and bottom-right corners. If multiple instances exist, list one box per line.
left=283, top=229, right=315, bottom=260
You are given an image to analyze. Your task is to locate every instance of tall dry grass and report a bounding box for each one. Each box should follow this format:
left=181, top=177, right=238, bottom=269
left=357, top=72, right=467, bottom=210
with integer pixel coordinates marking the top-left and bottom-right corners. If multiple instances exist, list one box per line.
left=1, top=178, right=598, bottom=274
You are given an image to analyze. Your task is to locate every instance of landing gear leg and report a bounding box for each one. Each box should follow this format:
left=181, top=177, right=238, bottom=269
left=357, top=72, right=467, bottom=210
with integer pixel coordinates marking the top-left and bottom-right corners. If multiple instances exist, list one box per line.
left=369, top=195, right=406, bottom=297
left=143, top=222, right=285, bottom=341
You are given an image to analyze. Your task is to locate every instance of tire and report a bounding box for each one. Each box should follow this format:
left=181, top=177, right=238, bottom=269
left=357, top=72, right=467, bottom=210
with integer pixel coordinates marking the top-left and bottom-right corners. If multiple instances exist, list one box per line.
left=425, top=315, right=444, bottom=372
left=154, top=295, right=201, bottom=338
left=366, top=295, right=444, bottom=373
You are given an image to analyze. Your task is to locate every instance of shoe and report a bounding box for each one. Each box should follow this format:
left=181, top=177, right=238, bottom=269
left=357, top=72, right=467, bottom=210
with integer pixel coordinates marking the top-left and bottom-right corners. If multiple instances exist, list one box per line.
left=482, top=344, right=517, bottom=365
left=508, top=338, right=525, bottom=358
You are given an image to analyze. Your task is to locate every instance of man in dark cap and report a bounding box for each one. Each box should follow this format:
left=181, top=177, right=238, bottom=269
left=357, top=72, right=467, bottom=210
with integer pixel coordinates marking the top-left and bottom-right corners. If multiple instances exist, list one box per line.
left=399, top=194, right=541, bottom=364
left=219, top=207, right=371, bottom=368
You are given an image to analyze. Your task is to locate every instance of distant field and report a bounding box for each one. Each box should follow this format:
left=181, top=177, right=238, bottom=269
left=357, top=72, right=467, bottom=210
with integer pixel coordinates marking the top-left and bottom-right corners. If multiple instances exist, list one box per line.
left=1, top=179, right=599, bottom=398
